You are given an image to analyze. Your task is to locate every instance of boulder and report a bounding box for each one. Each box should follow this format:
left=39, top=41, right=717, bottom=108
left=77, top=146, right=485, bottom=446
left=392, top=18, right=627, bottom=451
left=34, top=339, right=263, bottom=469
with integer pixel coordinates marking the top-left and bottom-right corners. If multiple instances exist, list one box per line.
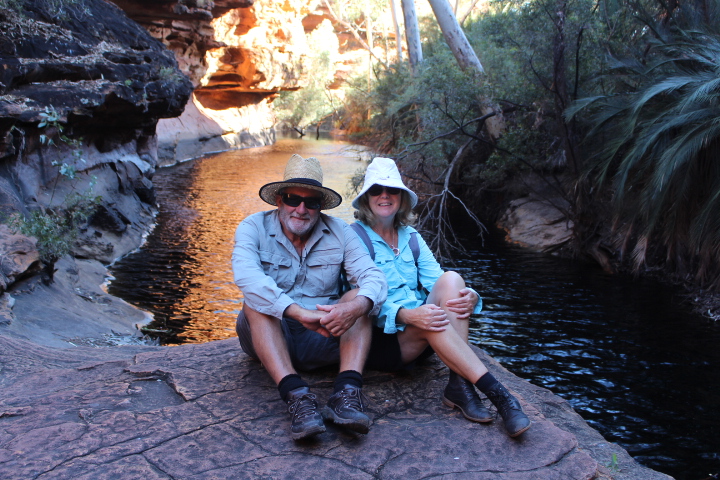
left=1, top=256, right=151, bottom=347
left=497, top=195, right=573, bottom=252
left=0, top=224, right=41, bottom=292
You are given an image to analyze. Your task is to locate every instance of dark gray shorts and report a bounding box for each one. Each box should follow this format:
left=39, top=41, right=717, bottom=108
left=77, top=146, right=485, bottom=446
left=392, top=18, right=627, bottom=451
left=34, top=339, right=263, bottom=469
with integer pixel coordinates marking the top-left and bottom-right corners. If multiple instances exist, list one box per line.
left=236, top=309, right=341, bottom=371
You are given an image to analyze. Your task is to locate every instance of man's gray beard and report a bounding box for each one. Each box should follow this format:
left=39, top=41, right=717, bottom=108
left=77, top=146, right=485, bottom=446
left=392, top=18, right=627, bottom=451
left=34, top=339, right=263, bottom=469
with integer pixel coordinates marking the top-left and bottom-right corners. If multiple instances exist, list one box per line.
left=279, top=209, right=318, bottom=238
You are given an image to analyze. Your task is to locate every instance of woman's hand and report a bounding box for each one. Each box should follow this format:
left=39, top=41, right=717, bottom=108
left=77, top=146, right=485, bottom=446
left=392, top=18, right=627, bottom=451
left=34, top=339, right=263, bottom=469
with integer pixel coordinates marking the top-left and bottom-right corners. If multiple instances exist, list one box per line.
left=398, top=304, right=449, bottom=331
left=444, top=288, right=479, bottom=319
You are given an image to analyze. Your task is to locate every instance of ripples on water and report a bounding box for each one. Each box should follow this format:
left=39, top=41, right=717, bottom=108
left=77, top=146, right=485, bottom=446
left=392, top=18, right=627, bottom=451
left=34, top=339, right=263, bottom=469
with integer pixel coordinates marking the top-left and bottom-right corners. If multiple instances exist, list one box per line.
left=108, top=138, right=720, bottom=480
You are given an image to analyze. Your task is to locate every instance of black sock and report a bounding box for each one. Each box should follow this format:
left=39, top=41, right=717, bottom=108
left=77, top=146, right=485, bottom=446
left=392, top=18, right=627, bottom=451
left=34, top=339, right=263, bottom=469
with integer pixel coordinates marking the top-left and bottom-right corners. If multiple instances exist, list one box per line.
left=334, top=370, right=363, bottom=392
left=278, top=374, right=308, bottom=401
left=474, top=372, right=499, bottom=395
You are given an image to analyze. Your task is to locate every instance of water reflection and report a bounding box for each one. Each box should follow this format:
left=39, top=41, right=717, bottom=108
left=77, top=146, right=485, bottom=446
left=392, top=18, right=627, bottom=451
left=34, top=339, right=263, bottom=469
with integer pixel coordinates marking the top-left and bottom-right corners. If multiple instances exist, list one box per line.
left=108, top=138, right=720, bottom=479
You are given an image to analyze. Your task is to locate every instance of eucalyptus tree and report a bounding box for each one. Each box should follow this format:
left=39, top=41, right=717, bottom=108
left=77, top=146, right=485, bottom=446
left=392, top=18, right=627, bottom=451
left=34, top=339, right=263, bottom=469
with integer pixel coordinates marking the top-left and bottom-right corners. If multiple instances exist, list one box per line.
left=426, top=0, right=484, bottom=74
left=401, top=0, right=423, bottom=72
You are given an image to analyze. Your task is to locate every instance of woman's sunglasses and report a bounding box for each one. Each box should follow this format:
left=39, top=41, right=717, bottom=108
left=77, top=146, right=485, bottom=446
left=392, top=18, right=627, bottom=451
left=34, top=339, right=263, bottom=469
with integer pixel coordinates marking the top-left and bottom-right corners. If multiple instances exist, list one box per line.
left=367, top=184, right=402, bottom=196
left=281, top=193, right=322, bottom=210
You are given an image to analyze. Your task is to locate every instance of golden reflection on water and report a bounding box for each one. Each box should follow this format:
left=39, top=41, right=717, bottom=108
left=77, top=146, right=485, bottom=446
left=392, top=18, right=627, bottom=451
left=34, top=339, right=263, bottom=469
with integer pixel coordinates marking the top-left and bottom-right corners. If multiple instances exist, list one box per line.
left=149, top=138, right=369, bottom=344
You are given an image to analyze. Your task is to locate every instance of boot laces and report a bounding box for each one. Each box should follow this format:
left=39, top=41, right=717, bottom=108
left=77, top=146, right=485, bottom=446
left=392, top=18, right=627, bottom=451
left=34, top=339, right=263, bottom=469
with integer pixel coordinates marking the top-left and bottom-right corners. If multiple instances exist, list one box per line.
left=288, top=393, right=318, bottom=419
left=336, top=387, right=367, bottom=411
left=492, top=388, right=519, bottom=417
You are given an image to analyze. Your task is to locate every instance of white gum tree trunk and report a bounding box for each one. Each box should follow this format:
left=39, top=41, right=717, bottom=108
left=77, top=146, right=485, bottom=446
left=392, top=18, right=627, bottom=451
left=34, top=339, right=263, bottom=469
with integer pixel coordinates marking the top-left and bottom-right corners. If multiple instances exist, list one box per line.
left=390, top=0, right=404, bottom=62
left=401, top=0, right=423, bottom=72
left=426, top=0, right=484, bottom=74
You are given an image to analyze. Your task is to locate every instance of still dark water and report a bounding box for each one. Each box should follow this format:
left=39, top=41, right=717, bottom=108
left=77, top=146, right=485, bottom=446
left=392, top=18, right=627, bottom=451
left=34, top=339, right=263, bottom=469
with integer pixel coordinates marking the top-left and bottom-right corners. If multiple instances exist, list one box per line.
left=108, top=138, right=720, bottom=480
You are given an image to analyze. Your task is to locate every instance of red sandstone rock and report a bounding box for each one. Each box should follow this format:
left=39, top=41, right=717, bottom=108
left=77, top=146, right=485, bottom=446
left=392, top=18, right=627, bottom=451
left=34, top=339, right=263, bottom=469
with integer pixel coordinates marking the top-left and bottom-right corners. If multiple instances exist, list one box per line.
left=0, top=334, right=671, bottom=480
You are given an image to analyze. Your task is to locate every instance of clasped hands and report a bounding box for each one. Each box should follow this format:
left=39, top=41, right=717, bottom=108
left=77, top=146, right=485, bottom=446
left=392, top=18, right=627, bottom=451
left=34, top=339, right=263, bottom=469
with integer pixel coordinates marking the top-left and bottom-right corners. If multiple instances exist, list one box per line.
left=288, top=296, right=372, bottom=338
left=398, top=288, right=478, bottom=331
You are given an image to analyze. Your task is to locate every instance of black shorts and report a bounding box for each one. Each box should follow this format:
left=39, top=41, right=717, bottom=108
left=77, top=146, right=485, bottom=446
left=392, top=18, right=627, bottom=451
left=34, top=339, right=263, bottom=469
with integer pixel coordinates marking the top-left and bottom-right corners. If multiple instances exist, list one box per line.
left=366, top=325, right=435, bottom=372
left=236, top=310, right=340, bottom=371
left=237, top=310, right=433, bottom=372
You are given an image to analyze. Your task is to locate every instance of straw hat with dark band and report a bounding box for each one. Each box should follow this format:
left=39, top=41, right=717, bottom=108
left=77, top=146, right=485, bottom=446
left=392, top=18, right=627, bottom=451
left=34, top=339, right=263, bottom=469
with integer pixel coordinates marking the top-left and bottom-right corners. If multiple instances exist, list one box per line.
left=259, top=154, right=342, bottom=210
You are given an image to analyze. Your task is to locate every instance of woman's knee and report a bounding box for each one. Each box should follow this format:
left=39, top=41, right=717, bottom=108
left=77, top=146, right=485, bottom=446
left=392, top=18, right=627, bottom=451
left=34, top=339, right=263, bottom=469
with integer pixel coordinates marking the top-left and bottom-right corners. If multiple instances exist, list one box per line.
left=430, top=271, right=466, bottom=300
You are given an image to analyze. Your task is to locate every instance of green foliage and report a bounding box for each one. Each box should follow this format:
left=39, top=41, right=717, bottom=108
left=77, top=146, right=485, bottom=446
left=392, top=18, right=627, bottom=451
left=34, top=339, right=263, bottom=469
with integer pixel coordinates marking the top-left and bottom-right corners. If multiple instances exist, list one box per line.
left=0, top=0, right=23, bottom=11
left=7, top=192, right=100, bottom=270
left=568, top=20, right=720, bottom=281
left=158, top=66, right=183, bottom=84
left=327, top=0, right=387, bottom=24
left=274, top=19, right=340, bottom=130
left=606, top=453, right=620, bottom=472
left=38, top=106, right=85, bottom=182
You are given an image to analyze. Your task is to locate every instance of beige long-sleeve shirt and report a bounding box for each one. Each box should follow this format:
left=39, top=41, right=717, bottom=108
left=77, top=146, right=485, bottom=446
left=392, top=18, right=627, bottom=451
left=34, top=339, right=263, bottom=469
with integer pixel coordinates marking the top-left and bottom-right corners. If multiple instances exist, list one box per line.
left=232, top=210, right=387, bottom=319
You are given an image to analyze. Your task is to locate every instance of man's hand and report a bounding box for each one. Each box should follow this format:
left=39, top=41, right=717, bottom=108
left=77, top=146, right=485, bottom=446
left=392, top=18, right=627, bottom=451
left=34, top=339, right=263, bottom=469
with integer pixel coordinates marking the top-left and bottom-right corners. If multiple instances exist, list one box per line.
left=317, top=295, right=372, bottom=337
left=284, top=304, right=332, bottom=337
left=444, top=288, right=479, bottom=319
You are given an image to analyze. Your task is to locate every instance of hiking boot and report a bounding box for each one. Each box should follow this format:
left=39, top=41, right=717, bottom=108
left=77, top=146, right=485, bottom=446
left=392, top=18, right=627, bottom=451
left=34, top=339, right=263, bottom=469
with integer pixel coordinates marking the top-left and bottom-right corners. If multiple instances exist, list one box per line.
left=321, top=385, right=371, bottom=434
left=442, top=372, right=493, bottom=423
left=285, top=386, right=325, bottom=440
left=484, top=382, right=531, bottom=437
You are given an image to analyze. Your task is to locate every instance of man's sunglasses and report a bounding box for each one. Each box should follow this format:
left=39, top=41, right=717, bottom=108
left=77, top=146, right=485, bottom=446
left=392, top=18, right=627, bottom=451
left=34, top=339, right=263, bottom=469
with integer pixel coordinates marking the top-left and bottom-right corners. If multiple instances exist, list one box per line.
left=281, top=193, right=323, bottom=210
left=367, top=184, right=402, bottom=196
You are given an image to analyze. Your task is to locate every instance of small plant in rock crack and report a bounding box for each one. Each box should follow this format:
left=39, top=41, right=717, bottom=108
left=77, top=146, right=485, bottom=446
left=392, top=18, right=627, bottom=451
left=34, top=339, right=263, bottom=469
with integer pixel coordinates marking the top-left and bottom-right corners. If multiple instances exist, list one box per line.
left=606, top=453, right=620, bottom=472
left=5, top=107, right=103, bottom=283
left=7, top=192, right=101, bottom=284
left=38, top=106, right=88, bottom=202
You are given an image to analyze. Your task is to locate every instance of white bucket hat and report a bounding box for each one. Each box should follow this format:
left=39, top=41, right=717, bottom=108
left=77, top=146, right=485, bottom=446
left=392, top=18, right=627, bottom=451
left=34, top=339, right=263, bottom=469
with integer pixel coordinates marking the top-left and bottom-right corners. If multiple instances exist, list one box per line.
left=351, top=157, right=418, bottom=209
left=259, top=154, right=342, bottom=210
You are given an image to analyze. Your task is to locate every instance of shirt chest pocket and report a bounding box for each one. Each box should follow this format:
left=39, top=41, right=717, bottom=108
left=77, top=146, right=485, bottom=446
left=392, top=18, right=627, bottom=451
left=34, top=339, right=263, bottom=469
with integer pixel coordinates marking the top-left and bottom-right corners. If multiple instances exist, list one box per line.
left=305, top=253, right=343, bottom=296
left=376, top=251, right=416, bottom=289
left=259, top=251, right=293, bottom=291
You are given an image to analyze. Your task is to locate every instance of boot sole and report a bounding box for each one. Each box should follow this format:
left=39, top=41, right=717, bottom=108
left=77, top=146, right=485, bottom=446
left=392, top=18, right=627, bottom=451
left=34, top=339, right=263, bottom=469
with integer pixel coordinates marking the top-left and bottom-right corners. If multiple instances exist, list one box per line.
left=508, top=420, right=531, bottom=438
left=442, top=396, right=494, bottom=423
left=321, top=407, right=371, bottom=434
left=290, top=423, right=326, bottom=440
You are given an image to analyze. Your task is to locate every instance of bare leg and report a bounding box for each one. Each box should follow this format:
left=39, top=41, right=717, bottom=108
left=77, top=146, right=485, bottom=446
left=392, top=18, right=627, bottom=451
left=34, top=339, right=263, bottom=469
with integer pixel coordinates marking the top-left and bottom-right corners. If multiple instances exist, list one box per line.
left=427, top=271, right=469, bottom=342
left=398, top=271, right=485, bottom=381
left=336, top=289, right=372, bottom=373
left=243, top=306, right=296, bottom=384
left=398, top=323, right=488, bottom=382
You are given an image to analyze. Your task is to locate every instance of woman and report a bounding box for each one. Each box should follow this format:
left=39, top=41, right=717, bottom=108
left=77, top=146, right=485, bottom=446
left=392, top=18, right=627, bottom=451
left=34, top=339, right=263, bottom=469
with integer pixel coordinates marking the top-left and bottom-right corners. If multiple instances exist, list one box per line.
left=353, top=157, right=531, bottom=437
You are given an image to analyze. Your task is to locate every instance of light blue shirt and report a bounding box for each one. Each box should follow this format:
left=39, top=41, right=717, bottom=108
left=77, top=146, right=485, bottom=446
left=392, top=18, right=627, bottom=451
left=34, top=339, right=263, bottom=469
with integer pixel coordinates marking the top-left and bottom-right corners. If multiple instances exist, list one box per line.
left=355, top=221, right=482, bottom=334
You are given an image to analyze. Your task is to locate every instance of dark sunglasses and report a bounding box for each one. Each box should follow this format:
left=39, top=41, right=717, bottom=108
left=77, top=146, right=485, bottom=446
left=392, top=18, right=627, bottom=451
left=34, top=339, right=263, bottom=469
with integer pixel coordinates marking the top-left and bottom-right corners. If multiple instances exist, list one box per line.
left=367, top=184, right=402, bottom=196
left=281, top=193, right=322, bottom=210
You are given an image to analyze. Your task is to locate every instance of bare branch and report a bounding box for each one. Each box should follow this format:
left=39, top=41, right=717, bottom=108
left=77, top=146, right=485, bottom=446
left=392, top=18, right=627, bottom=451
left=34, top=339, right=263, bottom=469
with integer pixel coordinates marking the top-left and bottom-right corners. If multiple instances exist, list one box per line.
left=414, top=138, right=487, bottom=263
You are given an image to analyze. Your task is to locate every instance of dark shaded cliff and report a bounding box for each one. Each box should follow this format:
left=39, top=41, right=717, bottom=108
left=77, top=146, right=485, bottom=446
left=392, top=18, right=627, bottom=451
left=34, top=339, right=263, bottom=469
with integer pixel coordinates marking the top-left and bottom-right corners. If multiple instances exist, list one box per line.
left=0, top=0, right=193, bottom=265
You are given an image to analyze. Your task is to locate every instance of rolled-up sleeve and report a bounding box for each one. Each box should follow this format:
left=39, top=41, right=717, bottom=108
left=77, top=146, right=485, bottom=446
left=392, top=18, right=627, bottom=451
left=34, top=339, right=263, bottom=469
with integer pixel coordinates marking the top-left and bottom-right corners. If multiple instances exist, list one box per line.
left=341, top=222, right=387, bottom=316
left=231, top=216, right=294, bottom=319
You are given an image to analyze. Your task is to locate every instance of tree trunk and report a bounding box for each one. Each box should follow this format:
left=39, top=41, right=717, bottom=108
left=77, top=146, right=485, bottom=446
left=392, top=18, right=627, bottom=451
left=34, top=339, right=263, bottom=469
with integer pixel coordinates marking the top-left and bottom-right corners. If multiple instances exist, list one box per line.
left=389, top=0, right=403, bottom=62
left=552, top=0, right=578, bottom=175
left=401, top=0, right=423, bottom=73
left=427, top=0, right=484, bottom=74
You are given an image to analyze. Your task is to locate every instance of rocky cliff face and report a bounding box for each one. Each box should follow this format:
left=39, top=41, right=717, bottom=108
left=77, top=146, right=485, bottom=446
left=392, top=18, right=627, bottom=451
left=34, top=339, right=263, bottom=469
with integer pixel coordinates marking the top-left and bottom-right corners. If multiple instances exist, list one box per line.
left=0, top=0, right=193, bottom=270
left=112, top=0, right=321, bottom=165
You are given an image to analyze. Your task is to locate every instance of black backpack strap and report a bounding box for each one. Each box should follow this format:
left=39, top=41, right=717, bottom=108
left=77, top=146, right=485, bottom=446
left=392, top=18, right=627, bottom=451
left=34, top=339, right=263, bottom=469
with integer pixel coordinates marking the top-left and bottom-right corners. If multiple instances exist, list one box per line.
left=351, top=222, right=375, bottom=261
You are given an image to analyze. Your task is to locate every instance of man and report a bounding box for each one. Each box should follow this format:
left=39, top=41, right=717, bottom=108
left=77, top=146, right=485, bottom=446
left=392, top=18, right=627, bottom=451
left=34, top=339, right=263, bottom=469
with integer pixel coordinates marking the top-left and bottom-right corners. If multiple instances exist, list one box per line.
left=232, top=153, right=387, bottom=440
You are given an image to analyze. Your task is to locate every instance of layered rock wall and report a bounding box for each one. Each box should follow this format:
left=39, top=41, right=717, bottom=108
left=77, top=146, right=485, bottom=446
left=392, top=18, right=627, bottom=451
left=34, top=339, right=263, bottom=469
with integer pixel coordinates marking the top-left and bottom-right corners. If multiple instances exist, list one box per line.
left=0, top=0, right=193, bottom=269
left=114, top=0, right=321, bottom=165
